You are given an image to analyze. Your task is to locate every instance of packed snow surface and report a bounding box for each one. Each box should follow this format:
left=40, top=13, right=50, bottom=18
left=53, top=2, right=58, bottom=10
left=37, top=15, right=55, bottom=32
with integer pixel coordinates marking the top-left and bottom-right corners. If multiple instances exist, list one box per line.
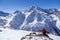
left=0, top=28, right=60, bottom=40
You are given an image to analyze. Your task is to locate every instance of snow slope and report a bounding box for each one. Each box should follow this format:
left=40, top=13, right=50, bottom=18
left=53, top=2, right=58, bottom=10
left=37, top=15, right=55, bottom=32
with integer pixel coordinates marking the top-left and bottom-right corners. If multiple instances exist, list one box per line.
left=0, top=28, right=30, bottom=40
left=0, top=28, right=60, bottom=40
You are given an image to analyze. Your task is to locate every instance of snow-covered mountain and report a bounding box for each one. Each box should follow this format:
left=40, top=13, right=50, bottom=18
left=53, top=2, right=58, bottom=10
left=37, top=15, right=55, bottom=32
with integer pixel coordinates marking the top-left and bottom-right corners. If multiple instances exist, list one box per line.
left=20, top=6, right=60, bottom=36
left=0, top=11, right=10, bottom=27
left=0, top=6, right=60, bottom=36
left=10, top=11, right=25, bottom=29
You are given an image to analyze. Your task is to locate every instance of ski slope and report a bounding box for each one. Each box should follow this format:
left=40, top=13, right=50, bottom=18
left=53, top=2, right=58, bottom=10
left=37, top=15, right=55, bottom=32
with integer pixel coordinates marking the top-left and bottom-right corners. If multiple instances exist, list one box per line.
left=0, top=28, right=60, bottom=40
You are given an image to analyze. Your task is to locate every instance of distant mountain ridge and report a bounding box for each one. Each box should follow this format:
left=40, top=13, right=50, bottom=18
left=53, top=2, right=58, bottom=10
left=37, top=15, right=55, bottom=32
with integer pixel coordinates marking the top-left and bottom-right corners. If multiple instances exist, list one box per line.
left=0, top=6, right=60, bottom=36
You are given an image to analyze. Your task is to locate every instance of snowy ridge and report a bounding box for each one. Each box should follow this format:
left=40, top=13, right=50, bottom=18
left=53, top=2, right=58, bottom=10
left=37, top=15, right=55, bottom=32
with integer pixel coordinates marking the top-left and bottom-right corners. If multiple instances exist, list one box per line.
left=4, top=13, right=17, bottom=27
left=0, top=6, right=60, bottom=36
left=20, top=7, right=60, bottom=36
left=50, top=14, right=60, bottom=29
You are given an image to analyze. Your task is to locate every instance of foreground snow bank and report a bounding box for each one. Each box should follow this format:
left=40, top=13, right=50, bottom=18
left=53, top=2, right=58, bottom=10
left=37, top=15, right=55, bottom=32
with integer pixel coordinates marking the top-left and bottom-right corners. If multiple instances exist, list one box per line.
left=0, top=28, right=60, bottom=40
left=0, top=28, right=30, bottom=40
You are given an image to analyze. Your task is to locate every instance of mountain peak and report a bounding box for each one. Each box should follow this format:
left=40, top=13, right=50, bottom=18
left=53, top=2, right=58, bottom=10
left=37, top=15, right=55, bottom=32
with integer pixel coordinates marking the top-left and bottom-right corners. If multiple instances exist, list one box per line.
left=27, top=6, right=45, bottom=12
left=14, top=10, right=22, bottom=14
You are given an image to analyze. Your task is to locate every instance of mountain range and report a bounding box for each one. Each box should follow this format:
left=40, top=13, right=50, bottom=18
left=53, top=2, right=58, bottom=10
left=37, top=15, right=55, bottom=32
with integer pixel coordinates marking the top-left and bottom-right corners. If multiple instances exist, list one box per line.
left=0, top=6, right=60, bottom=36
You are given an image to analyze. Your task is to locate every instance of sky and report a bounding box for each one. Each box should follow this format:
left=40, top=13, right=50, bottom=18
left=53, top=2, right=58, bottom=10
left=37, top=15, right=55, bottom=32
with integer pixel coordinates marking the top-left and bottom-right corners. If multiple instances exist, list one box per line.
left=0, top=0, right=60, bottom=13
